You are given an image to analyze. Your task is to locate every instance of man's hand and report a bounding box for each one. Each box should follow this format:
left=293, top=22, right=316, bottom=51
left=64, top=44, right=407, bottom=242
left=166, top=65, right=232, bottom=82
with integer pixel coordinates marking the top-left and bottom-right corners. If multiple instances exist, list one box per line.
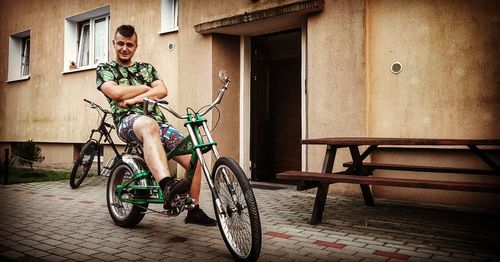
left=117, top=98, right=138, bottom=107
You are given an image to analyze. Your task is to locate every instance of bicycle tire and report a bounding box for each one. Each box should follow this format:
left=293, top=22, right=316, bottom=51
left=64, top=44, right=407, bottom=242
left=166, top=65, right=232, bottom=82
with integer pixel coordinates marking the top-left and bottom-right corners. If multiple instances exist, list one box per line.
left=211, top=157, right=261, bottom=262
left=106, top=160, right=148, bottom=227
left=70, top=140, right=98, bottom=189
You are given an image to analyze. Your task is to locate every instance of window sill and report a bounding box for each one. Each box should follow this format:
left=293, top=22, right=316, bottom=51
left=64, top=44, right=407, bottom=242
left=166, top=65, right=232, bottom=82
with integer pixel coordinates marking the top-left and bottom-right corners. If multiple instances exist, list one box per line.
left=62, top=65, right=98, bottom=74
left=158, top=27, right=179, bottom=35
left=6, top=75, right=30, bottom=83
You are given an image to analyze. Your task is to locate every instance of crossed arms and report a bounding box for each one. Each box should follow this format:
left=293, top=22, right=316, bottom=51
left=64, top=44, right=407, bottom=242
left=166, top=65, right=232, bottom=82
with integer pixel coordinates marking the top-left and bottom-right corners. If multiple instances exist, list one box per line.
left=100, top=80, right=168, bottom=107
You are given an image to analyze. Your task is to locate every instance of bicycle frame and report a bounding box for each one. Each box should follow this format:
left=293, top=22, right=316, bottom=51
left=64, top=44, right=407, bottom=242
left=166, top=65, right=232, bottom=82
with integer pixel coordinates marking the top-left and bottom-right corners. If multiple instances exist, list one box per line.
left=86, top=104, right=120, bottom=176
left=114, top=112, right=219, bottom=206
left=115, top=80, right=238, bottom=216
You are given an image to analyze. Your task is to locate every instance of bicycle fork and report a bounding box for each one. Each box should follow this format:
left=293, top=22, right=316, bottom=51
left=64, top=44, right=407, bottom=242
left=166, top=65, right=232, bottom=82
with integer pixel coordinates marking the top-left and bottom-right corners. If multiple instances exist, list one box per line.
left=186, top=122, right=241, bottom=216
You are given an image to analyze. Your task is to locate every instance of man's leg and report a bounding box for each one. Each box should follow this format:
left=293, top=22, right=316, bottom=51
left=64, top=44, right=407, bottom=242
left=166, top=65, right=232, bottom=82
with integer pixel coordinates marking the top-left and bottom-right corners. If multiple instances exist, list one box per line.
left=131, top=116, right=190, bottom=205
left=173, top=155, right=201, bottom=203
left=133, top=116, right=170, bottom=181
left=173, top=154, right=216, bottom=226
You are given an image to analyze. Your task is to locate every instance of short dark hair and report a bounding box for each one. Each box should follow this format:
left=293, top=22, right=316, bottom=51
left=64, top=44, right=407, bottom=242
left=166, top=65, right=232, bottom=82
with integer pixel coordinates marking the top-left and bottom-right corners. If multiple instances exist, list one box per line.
left=115, top=25, right=137, bottom=38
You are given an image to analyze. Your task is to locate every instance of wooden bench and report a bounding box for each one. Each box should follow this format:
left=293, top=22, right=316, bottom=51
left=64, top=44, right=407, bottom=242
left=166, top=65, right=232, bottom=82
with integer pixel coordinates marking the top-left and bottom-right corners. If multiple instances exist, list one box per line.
left=276, top=137, right=500, bottom=224
left=343, top=161, right=499, bottom=175
left=279, top=171, right=500, bottom=193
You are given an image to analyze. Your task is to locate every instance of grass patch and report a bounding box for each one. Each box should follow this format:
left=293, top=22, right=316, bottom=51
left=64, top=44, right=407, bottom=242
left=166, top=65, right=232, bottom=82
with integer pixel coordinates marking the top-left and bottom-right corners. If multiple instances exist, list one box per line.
left=1, top=166, right=75, bottom=184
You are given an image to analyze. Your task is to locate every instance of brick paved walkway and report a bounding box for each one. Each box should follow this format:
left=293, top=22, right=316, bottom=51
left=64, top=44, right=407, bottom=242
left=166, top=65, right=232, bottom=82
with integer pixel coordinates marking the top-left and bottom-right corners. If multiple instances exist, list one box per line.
left=0, top=177, right=499, bottom=261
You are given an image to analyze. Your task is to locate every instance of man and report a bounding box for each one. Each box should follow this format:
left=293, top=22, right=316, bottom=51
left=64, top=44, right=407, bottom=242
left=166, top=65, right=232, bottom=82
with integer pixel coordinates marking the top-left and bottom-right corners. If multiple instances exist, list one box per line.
left=96, top=25, right=216, bottom=226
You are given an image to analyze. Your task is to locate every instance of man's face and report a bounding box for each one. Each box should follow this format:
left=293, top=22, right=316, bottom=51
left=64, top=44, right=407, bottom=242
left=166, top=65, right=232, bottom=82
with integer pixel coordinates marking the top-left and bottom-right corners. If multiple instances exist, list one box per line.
left=113, top=33, right=138, bottom=64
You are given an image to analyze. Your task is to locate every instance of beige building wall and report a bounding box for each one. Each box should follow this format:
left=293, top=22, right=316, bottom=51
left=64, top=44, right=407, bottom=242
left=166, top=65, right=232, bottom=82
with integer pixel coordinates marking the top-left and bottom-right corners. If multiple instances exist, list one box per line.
left=0, top=0, right=179, bottom=165
left=365, top=0, right=500, bottom=207
left=306, top=0, right=367, bottom=197
left=211, top=34, right=241, bottom=161
left=1, top=0, right=499, bottom=208
left=368, top=0, right=500, bottom=139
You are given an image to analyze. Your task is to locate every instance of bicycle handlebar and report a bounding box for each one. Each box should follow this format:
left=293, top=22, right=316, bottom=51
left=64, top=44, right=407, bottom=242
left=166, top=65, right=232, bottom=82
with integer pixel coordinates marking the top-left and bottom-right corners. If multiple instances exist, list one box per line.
left=83, top=98, right=112, bottom=114
left=143, top=79, right=230, bottom=120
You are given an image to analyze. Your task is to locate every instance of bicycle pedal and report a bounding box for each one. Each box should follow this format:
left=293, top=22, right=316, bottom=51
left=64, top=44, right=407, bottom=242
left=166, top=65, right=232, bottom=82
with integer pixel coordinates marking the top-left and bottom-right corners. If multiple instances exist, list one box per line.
left=185, top=203, right=196, bottom=210
left=162, top=207, right=181, bottom=217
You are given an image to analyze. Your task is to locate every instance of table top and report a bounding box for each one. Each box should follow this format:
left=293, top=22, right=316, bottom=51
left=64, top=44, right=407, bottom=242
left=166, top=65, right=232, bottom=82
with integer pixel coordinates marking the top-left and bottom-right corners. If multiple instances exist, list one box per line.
left=302, top=137, right=500, bottom=146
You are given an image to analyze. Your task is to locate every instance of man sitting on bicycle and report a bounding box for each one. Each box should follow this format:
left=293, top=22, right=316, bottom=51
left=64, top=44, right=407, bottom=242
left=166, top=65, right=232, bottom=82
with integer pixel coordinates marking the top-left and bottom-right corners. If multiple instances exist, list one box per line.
left=96, top=24, right=216, bottom=226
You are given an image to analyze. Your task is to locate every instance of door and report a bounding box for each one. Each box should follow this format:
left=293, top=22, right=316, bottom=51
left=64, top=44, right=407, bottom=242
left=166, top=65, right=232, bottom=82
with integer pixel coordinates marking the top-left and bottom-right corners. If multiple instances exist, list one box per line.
left=250, top=29, right=302, bottom=181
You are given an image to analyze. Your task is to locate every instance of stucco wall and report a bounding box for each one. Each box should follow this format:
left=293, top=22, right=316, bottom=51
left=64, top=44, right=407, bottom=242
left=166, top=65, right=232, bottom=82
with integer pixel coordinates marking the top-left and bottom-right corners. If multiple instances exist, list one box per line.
left=2, top=0, right=499, bottom=208
left=0, top=0, right=179, bottom=145
left=368, top=0, right=500, bottom=138
left=366, top=0, right=500, bottom=207
left=211, top=34, right=241, bottom=161
left=306, top=0, right=367, bottom=196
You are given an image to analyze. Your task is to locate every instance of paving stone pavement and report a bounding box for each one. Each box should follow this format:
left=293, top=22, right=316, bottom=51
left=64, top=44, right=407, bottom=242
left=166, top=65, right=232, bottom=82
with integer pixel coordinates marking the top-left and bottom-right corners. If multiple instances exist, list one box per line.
left=0, top=177, right=499, bottom=261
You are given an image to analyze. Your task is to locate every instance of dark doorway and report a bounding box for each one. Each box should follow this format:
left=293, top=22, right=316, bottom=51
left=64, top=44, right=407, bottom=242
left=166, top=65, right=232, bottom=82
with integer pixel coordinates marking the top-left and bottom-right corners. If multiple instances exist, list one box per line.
left=250, top=29, right=302, bottom=182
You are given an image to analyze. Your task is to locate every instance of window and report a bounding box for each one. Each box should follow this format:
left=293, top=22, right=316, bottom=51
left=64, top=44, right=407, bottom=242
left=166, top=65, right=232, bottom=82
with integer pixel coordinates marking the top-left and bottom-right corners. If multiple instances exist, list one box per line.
left=64, top=6, right=110, bottom=72
left=7, top=30, right=31, bottom=82
left=161, top=0, right=179, bottom=33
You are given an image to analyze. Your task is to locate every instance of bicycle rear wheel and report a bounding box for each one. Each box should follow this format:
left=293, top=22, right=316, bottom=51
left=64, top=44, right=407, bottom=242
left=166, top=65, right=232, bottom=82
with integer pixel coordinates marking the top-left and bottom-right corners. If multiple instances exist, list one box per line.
left=106, top=160, right=148, bottom=227
left=211, top=157, right=261, bottom=262
left=70, top=140, right=98, bottom=189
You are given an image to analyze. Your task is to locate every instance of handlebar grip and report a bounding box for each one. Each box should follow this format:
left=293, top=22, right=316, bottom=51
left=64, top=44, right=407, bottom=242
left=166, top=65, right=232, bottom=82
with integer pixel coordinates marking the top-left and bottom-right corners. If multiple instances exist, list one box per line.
left=143, top=99, right=149, bottom=115
left=83, top=98, right=92, bottom=104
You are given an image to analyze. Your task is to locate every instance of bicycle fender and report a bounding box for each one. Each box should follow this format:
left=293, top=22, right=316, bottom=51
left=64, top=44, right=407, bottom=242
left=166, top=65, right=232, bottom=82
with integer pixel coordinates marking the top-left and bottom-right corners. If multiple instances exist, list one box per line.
left=120, top=154, right=148, bottom=174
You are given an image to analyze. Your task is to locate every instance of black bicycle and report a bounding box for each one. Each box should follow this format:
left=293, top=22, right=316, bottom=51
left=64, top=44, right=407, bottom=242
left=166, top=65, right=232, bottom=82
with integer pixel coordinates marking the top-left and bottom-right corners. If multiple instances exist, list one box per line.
left=70, top=99, right=130, bottom=188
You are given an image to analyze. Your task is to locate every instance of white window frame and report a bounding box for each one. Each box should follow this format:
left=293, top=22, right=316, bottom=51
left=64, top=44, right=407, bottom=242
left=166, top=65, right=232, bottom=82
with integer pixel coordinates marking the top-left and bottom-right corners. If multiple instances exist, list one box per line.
left=21, top=37, right=30, bottom=77
left=64, top=6, right=110, bottom=73
left=7, top=30, right=31, bottom=82
left=77, top=21, right=91, bottom=67
left=160, top=0, right=179, bottom=34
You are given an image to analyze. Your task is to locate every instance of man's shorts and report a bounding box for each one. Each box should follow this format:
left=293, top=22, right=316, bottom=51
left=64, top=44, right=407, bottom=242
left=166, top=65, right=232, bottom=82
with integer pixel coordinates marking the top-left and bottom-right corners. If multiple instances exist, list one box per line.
left=117, top=114, right=185, bottom=153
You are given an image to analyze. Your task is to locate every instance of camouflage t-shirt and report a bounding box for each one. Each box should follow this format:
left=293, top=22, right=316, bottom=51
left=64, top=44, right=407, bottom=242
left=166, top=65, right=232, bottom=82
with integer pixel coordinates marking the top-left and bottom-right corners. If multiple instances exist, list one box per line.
left=96, top=61, right=168, bottom=126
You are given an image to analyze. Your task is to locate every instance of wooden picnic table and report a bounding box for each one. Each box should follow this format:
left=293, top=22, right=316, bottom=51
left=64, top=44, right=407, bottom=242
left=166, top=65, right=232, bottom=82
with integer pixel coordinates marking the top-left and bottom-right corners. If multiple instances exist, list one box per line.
left=277, top=137, right=500, bottom=224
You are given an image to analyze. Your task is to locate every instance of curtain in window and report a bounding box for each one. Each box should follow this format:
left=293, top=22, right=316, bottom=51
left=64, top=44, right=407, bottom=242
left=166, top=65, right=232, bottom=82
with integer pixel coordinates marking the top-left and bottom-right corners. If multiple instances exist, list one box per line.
left=21, top=37, right=30, bottom=76
left=94, top=17, right=108, bottom=64
left=162, top=0, right=179, bottom=30
left=78, top=23, right=90, bottom=67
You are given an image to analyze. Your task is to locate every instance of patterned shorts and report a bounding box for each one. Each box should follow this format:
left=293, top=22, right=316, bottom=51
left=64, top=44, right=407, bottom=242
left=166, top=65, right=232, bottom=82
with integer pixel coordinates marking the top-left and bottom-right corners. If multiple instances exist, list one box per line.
left=117, top=114, right=185, bottom=153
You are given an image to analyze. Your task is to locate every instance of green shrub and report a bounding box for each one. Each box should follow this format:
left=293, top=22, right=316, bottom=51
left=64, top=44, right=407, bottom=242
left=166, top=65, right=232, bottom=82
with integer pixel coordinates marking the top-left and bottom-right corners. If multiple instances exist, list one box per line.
left=12, top=140, right=45, bottom=172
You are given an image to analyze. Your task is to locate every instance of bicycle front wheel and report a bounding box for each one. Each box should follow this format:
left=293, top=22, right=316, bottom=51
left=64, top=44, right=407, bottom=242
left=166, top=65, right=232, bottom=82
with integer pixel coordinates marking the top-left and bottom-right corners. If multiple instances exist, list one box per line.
left=211, top=157, right=261, bottom=262
left=70, top=140, right=98, bottom=189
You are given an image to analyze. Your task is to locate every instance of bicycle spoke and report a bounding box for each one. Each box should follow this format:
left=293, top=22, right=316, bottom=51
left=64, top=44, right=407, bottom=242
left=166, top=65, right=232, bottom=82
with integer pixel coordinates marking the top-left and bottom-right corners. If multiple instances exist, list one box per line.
left=213, top=162, right=255, bottom=258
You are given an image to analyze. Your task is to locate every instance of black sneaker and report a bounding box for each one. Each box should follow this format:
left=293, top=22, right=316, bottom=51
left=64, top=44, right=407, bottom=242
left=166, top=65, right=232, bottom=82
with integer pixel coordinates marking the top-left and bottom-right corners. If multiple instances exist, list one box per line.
left=163, top=179, right=191, bottom=210
left=185, top=205, right=217, bottom=226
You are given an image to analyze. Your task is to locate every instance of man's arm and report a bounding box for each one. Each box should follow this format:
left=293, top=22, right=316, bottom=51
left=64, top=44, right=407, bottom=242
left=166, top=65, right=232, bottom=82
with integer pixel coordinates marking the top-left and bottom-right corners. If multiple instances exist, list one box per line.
left=117, top=80, right=168, bottom=106
left=100, top=81, right=150, bottom=101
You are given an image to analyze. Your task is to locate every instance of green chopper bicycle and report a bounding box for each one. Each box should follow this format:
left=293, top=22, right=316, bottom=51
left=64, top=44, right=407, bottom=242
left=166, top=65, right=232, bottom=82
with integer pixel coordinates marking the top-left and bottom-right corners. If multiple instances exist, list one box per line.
left=106, top=70, right=261, bottom=261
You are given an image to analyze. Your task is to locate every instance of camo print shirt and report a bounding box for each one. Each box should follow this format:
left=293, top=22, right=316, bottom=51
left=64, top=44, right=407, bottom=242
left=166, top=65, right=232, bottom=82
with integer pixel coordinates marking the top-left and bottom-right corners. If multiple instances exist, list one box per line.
left=96, top=61, right=168, bottom=126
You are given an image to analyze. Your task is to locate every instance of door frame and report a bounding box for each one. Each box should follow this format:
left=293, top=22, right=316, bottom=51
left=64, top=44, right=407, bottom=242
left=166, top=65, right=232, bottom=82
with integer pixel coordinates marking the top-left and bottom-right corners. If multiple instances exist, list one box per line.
left=239, top=24, right=308, bottom=179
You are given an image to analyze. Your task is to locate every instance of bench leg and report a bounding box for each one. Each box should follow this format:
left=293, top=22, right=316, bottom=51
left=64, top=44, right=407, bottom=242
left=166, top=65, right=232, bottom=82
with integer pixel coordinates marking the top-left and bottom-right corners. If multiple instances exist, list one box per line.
left=468, top=145, right=500, bottom=171
left=311, top=183, right=329, bottom=225
left=360, top=184, right=374, bottom=206
left=309, top=146, right=337, bottom=224
left=349, top=146, right=375, bottom=206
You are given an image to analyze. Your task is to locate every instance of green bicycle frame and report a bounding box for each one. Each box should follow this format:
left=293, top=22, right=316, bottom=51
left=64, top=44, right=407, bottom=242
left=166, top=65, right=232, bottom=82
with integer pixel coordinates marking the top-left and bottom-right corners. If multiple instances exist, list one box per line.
left=114, top=112, right=218, bottom=206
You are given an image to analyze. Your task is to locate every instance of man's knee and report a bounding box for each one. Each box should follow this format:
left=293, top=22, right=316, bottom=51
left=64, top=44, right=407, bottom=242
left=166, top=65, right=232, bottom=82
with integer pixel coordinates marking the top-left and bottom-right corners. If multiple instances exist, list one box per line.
left=133, top=116, right=160, bottom=137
